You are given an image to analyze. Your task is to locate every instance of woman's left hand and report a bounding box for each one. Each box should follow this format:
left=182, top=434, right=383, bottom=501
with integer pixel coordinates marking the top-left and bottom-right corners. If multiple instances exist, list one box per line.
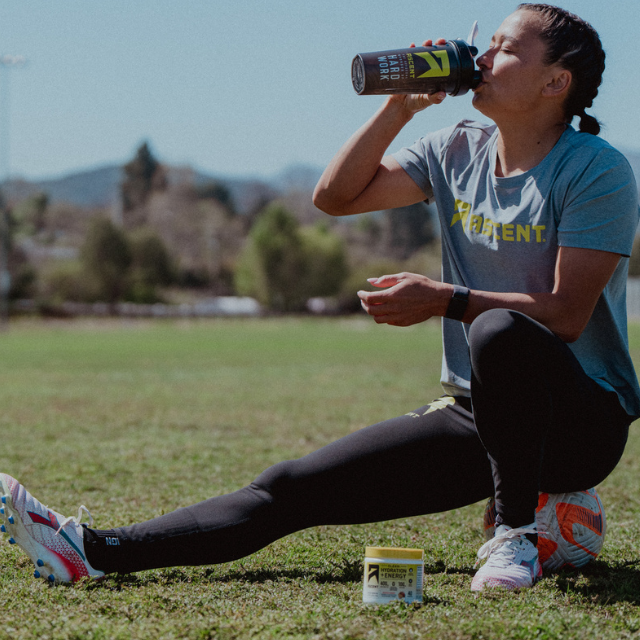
left=357, top=272, right=450, bottom=326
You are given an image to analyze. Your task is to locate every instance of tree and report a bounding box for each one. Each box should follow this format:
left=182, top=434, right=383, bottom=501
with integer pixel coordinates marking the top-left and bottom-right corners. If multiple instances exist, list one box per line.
left=80, top=217, right=132, bottom=303
left=195, top=180, right=235, bottom=213
left=12, top=192, right=48, bottom=236
left=235, top=204, right=308, bottom=311
left=235, top=204, right=349, bottom=312
left=121, top=142, right=162, bottom=215
left=300, top=223, right=348, bottom=298
left=38, top=260, right=92, bottom=304
left=127, top=228, right=175, bottom=303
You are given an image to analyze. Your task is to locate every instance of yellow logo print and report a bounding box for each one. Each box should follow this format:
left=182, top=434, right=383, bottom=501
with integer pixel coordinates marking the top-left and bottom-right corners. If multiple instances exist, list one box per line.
left=416, top=50, right=450, bottom=78
left=449, top=198, right=546, bottom=243
left=450, top=200, right=471, bottom=229
left=423, top=397, right=456, bottom=415
left=406, top=397, right=456, bottom=418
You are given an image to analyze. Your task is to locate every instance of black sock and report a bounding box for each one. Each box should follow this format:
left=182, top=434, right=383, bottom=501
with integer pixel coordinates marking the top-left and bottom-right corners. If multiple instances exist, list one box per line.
left=82, top=526, right=125, bottom=574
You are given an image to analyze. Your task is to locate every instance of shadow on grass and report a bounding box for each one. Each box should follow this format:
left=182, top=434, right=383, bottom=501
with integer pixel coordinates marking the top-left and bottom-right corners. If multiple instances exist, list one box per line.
left=552, top=559, right=640, bottom=605
left=212, top=562, right=364, bottom=585
left=80, top=561, right=640, bottom=605
left=86, top=564, right=452, bottom=607
left=209, top=559, right=475, bottom=585
left=70, top=559, right=366, bottom=590
left=424, top=560, right=476, bottom=577
left=69, top=558, right=474, bottom=594
left=67, top=556, right=640, bottom=603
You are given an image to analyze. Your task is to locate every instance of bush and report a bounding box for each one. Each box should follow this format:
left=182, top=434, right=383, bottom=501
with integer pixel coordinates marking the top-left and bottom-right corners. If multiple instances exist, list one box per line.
left=299, top=223, right=348, bottom=298
left=235, top=204, right=309, bottom=312
left=6, top=243, right=38, bottom=300
left=235, top=205, right=349, bottom=312
left=38, top=260, right=97, bottom=304
left=36, top=221, right=177, bottom=306
left=126, top=228, right=175, bottom=303
left=80, top=217, right=132, bottom=303
left=12, top=193, right=48, bottom=237
left=9, top=263, right=37, bottom=300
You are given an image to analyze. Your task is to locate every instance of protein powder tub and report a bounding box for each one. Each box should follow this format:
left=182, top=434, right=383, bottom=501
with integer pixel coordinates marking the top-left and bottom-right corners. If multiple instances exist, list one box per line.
left=362, top=546, right=424, bottom=604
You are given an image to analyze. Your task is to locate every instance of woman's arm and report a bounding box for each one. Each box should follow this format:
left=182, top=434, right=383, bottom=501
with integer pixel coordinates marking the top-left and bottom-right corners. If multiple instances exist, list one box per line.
left=312, top=100, right=433, bottom=216
left=313, top=41, right=446, bottom=217
left=357, top=246, right=621, bottom=343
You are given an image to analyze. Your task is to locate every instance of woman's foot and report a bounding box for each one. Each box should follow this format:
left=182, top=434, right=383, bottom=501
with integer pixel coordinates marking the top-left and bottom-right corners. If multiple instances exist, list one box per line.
left=0, top=474, right=104, bottom=583
left=471, top=524, right=541, bottom=591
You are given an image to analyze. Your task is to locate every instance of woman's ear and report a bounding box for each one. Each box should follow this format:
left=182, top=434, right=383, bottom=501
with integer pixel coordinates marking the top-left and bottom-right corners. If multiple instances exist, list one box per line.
left=543, top=68, right=572, bottom=98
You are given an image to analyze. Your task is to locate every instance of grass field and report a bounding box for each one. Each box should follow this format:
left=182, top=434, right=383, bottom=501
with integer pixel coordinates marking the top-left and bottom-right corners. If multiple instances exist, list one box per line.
left=1, top=316, right=640, bottom=639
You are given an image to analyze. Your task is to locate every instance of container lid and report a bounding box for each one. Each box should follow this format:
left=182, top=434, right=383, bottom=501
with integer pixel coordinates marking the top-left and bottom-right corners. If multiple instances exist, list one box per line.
left=365, top=546, right=424, bottom=560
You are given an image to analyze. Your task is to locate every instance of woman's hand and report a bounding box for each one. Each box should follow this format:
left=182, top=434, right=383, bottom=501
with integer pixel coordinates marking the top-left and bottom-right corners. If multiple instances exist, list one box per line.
left=388, top=39, right=448, bottom=114
left=357, top=272, right=451, bottom=326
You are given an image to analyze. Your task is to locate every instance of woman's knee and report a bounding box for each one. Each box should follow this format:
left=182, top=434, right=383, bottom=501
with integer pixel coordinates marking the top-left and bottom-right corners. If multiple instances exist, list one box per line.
left=469, top=309, right=525, bottom=362
left=468, top=309, right=554, bottom=384
left=252, top=459, right=299, bottom=496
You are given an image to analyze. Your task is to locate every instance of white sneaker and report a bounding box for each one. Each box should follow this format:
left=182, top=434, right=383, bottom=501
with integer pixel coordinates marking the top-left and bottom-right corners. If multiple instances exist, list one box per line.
left=471, top=523, right=541, bottom=591
left=0, top=474, right=105, bottom=583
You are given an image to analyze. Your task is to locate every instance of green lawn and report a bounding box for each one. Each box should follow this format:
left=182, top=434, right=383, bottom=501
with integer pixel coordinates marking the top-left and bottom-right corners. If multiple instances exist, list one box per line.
left=0, top=316, right=640, bottom=639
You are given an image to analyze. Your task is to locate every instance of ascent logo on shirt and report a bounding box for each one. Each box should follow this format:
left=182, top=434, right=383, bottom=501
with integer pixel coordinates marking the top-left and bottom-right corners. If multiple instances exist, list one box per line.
left=450, top=199, right=547, bottom=243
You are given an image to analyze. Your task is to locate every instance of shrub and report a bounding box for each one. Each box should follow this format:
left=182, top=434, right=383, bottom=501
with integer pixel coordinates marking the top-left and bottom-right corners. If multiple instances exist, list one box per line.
left=38, top=260, right=97, bottom=304
left=80, top=217, right=132, bottom=303
left=126, top=228, right=174, bottom=303
left=235, top=204, right=308, bottom=312
left=299, top=223, right=348, bottom=299
left=235, top=205, right=349, bottom=312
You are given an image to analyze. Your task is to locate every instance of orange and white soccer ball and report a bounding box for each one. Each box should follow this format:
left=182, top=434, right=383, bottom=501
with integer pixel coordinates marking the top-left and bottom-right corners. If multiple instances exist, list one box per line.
left=483, top=488, right=606, bottom=571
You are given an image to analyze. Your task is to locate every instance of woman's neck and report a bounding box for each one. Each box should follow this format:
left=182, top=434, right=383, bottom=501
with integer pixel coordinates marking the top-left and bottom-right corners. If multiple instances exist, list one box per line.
left=495, top=120, right=567, bottom=178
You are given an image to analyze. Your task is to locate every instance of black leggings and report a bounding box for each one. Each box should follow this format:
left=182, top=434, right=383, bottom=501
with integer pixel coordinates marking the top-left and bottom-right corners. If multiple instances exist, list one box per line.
left=84, top=310, right=631, bottom=574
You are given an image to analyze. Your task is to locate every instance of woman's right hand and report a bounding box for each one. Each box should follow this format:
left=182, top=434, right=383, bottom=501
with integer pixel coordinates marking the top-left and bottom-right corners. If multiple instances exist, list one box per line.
left=388, top=39, right=447, bottom=114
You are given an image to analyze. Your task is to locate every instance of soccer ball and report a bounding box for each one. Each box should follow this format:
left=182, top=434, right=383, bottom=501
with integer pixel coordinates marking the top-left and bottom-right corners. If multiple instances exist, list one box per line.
left=483, top=488, right=606, bottom=571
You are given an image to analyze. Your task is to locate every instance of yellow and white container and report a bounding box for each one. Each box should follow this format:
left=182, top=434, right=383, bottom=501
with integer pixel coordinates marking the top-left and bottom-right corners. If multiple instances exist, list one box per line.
left=362, top=546, right=424, bottom=604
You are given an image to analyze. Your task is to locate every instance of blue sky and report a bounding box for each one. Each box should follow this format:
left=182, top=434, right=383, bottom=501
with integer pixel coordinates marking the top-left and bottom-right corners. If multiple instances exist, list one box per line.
left=0, top=0, right=638, bottom=181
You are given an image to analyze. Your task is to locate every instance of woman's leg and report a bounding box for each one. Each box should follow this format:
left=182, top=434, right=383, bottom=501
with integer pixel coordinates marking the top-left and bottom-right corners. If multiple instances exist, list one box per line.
left=83, top=397, right=495, bottom=574
left=469, top=309, right=631, bottom=530
left=6, top=310, right=630, bottom=585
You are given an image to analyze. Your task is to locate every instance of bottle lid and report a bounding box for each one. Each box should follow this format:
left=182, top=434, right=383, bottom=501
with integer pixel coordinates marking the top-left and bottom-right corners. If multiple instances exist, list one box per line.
left=365, top=546, right=424, bottom=560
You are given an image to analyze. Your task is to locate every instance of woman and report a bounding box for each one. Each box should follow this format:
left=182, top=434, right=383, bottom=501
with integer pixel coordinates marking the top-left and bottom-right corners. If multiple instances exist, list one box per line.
left=2, top=4, right=638, bottom=592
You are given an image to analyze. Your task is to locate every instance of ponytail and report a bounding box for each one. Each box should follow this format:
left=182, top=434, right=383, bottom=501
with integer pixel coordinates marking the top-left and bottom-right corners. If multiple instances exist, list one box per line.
left=577, top=109, right=602, bottom=136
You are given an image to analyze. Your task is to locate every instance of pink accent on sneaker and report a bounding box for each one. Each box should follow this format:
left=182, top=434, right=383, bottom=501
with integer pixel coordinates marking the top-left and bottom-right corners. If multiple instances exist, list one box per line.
left=471, top=524, right=542, bottom=592
left=0, top=473, right=105, bottom=583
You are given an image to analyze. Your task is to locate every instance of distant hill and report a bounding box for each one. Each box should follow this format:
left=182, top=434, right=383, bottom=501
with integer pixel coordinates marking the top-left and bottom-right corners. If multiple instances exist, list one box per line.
left=0, top=163, right=324, bottom=216
left=4, top=165, right=123, bottom=209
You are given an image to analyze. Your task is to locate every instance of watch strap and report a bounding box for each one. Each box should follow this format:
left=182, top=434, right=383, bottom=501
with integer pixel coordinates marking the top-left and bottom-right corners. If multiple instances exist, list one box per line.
left=445, top=285, right=470, bottom=321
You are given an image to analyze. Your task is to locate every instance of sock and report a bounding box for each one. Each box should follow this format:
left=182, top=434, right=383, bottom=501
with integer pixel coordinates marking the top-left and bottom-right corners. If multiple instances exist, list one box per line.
left=496, top=521, right=538, bottom=547
left=525, top=532, right=538, bottom=547
left=82, top=527, right=125, bottom=573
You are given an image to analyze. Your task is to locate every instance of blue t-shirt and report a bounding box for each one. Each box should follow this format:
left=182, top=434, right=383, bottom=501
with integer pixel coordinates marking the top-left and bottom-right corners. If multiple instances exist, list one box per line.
left=393, top=120, right=640, bottom=417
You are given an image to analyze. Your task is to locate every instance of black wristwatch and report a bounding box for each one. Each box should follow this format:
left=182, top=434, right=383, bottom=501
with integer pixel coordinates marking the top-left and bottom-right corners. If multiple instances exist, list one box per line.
left=445, top=285, right=470, bottom=321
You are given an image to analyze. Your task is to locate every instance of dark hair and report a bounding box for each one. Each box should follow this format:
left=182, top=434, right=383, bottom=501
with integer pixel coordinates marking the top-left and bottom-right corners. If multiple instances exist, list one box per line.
left=517, top=3, right=605, bottom=135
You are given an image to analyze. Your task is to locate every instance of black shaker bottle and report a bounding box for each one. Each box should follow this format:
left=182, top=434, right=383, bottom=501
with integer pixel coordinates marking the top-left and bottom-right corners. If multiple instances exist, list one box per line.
left=352, top=22, right=481, bottom=97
